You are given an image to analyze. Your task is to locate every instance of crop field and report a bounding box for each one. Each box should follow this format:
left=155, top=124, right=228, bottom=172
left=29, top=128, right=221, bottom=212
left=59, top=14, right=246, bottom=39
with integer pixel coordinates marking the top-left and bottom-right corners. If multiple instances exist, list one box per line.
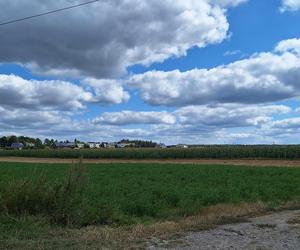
left=1, top=162, right=300, bottom=248
left=2, top=145, right=300, bottom=159
left=1, top=162, right=300, bottom=224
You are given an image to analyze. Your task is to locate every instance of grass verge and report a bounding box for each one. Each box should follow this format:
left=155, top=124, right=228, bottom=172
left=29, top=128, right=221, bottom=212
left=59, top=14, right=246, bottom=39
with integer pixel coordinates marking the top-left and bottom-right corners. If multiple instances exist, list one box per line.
left=1, top=201, right=300, bottom=249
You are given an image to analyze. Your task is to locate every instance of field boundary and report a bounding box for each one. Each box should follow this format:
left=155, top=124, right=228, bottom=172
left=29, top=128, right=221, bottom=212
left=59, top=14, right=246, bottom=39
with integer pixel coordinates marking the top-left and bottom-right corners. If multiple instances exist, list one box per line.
left=1, top=157, right=300, bottom=167
left=2, top=201, right=299, bottom=249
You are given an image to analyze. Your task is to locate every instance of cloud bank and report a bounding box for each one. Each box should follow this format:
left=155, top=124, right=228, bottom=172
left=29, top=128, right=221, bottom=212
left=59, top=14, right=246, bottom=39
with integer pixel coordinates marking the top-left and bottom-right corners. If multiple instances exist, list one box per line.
left=0, top=0, right=243, bottom=78
left=129, top=40, right=300, bottom=106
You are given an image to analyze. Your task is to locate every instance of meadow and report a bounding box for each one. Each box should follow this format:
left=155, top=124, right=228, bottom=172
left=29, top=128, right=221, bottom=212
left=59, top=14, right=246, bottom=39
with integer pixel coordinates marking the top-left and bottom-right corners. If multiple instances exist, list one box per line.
left=1, top=162, right=300, bottom=248
left=2, top=145, right=300, bottom=159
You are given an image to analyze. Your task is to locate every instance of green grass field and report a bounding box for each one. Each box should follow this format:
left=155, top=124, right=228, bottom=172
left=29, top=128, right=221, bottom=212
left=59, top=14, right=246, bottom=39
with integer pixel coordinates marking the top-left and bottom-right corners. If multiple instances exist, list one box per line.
left=1, top=162, right=300, bottom=224
left=1, top=162, right=300, bottom=248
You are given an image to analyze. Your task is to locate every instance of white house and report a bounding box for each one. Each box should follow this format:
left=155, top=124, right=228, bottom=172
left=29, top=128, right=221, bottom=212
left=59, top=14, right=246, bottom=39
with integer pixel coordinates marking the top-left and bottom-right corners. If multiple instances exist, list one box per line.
left=88, top=142, right=101, bottom=149
left=76, top=143, right=85, bottom=149
left=156, top=143, right=167, bottom=149
left=116, top=143, right=131, bottom=148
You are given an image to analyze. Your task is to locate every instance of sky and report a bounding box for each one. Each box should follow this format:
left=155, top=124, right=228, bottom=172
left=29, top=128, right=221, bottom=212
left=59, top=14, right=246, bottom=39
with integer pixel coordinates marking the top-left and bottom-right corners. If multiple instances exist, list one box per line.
left=1, top=0, right=300, bottom=144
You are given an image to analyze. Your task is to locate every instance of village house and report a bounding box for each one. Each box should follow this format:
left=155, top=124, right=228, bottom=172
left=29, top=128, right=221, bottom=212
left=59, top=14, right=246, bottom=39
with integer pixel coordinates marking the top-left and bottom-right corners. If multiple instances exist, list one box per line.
left=25, top=142, right=35, bottom=148
left=76, top=143, right=85, bottom=149
left=54, top=142, right=75, bottom=149
left=11, top=142, right=24, bottom=150
left=116, top=142, right=134, bottom=148
left=156, top=143, right=167, bottom=149
left=87, top=142, right=101, bottom=149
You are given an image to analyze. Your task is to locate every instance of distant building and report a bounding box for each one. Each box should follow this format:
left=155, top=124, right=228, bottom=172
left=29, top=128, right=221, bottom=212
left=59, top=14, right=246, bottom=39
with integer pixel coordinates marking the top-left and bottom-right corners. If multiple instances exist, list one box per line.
left=106, top=142, right=117, bottom=148
left=116, top=143, right=132, bottom=148
left=156, top=143, right=167, bottom=148
left=100, top=142, right=108, bottom=148
left=76, top=143, right=85, bottom=149
left=176, top=144, right=188, bottom=149
left=101, top=142, right=115, bottom=148
left=87, top=142, right=101, bottom=149
left=54, top=142, right=75, bottom=149
left=11, top=142, right=24, bottom=150
left=25, top=142, right=35, bottom=148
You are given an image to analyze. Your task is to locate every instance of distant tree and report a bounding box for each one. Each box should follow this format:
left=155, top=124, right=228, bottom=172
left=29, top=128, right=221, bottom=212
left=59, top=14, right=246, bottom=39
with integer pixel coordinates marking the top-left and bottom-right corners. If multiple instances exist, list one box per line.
left=118, top=139, right=157, bottom=148
left=0, top=136, right=8, bottom=147
left=7, top=136, right=18, bottom=146
left=44, top=138, right=50, bottom=145
left=35, top=138, right=44, bottom=149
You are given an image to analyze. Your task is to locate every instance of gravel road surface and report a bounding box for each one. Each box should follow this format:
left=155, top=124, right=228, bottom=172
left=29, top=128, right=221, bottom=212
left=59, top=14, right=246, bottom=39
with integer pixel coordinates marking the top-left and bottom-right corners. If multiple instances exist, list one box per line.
left=148, top=210, right=300, bottom=250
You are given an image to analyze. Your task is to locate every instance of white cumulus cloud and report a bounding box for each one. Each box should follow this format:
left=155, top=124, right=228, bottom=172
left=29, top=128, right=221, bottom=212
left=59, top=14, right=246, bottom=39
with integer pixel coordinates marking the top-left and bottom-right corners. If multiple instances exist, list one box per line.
left=83, top=78, right=130, bottom=105
left=0, top=0, right=245, bottom=78
left=175, top=104, right=291, bottom=127
left=280, top=0, right=300, bottom=12
left=128, top=39, right=300, bottom=106
left=94, top=111, right=176, bottom=125
left=275, top=38, right=300, bottom=54
left=0, top=74, right=92, bottom=111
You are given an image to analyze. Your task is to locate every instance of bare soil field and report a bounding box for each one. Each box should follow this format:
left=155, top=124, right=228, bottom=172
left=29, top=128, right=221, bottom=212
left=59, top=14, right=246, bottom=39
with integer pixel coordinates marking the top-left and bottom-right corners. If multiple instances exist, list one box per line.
left=1, top=156, right=300, bottom=167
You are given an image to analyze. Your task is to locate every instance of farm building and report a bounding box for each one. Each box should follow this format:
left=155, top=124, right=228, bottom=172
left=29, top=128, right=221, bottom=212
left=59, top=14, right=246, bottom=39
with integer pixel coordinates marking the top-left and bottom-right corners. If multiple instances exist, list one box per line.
left=25, top=142, right=35, bottom=148
left=11, top=142, right=24, bottom=150
left=54, top=142, right=75, bottom=149
left=156, top=143, right=167, bottom=148
left=116, top=143, right=133, bottom=148
left=101, top=142, right=115, bottom=148
left=76, top=143, right=85, bottom=149
left=87, top=142, right=101, bottom=148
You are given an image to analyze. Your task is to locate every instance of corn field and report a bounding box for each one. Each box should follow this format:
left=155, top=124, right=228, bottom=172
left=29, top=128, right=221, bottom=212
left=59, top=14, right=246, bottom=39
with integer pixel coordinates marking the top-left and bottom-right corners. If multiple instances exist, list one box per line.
left=1, top=145, right=300, bottom=159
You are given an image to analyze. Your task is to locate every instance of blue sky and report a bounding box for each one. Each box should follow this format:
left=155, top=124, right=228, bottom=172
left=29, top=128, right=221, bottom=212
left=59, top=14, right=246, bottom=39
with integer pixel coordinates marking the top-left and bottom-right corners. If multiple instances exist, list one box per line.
left=1, top=0, right=300, bottom=144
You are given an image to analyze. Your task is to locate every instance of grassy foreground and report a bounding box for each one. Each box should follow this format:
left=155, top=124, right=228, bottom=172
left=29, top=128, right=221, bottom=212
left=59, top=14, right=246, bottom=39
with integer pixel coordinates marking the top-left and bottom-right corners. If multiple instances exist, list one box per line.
left=0, top=162, right=300, bottom=248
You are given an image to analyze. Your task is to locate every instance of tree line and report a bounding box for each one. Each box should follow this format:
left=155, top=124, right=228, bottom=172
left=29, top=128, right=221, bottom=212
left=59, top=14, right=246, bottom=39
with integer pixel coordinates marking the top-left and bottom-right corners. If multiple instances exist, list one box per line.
left=119, top=139, right=158, bottom=148
left=0, top=136, right=58, bottom=149
left=0, top=136, right=160, bottom=149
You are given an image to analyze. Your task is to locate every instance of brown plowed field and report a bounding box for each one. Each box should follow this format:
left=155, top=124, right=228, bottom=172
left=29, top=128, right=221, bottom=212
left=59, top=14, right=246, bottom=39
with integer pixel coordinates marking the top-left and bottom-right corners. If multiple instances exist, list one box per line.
left=1, top=157, right=300, bottom=167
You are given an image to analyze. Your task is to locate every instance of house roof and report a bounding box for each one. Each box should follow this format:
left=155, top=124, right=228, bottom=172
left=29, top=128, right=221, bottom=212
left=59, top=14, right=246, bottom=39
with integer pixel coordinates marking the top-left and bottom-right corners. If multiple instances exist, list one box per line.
left=11, top=142, right=24, bottom=148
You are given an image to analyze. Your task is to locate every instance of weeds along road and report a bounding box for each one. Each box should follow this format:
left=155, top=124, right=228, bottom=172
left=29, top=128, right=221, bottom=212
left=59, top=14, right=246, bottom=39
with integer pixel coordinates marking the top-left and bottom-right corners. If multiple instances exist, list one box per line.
left=1, top=157, right=300, bottom=167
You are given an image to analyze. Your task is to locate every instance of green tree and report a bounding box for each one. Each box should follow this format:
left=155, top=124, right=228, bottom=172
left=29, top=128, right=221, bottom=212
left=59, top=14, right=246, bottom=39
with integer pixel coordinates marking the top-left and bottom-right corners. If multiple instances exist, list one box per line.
left=0, top=136, right=8, bottom=147
left=35, top=138, right=44, bottom=149
left=7, top=135, right=18, bottom=146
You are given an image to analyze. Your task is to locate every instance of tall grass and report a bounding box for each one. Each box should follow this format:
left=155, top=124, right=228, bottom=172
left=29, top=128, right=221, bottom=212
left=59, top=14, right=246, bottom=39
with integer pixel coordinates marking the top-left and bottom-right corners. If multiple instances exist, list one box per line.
left=0, top=160, right=98, bottom=226
left=1, top=145, right=300, bottom=159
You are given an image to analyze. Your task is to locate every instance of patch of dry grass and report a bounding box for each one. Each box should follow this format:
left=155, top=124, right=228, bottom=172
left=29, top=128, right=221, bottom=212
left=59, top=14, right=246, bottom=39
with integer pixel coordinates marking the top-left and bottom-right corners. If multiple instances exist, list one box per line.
left=287, top=213, right=300, bottom=225
left=65, top=201, right=300, bottom=249
left=2, top=201, right=300, bottom=249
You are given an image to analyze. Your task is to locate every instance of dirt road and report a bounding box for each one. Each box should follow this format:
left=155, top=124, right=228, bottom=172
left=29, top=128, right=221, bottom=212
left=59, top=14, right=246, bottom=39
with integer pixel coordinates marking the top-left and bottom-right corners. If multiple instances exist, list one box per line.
left=148, top=210, right=300, bottom=249
left=1, top=157, right=300, bottom=167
